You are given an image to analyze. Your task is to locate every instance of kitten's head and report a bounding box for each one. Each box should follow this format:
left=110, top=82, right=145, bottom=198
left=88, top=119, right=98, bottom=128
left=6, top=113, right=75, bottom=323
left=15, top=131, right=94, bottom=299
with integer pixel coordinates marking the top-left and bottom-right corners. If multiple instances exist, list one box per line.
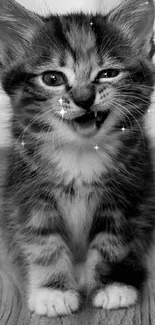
left=0, top=0, right=154, bottom=149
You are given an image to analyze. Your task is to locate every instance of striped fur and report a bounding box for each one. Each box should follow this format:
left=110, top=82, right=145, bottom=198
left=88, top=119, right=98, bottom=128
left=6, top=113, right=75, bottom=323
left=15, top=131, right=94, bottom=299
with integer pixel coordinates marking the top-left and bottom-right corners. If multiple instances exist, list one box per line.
left=0, top=0, right=155, bottom=317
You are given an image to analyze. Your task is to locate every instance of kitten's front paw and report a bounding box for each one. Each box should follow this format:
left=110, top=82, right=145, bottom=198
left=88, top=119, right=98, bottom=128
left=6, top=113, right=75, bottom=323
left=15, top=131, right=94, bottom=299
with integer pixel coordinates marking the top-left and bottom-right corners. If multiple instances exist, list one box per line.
left=93, top=284, right=138, bottom=310
left=28, top=288, right=79, bottom=317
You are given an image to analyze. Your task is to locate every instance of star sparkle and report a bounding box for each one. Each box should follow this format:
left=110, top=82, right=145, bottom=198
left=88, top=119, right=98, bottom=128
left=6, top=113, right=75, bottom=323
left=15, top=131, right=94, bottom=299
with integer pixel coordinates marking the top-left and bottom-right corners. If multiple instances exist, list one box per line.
left=93, top=145, right=100, bottom=151
left=58, top=98, right=63, bottom=105
left=59, top=108, right=67, bottom=118
left=58, top=97, right=67, bottom=118
left=121, top=126, right=126, bottom=132
left=21, top=140, right=25, bottom=147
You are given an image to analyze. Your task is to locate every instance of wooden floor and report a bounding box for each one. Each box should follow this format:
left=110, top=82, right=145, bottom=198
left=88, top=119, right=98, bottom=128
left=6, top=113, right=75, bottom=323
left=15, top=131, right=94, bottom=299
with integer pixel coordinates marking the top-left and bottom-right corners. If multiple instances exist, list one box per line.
left=0, top=149, right=155, bottom=325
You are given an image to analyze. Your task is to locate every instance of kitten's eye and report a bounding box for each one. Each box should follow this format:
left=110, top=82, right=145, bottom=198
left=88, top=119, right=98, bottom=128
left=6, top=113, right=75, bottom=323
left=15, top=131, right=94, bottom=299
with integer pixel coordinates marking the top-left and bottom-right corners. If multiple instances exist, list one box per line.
left=95, top=69, right=120, bottom=83
left=42, top=71, right=66, bottom=87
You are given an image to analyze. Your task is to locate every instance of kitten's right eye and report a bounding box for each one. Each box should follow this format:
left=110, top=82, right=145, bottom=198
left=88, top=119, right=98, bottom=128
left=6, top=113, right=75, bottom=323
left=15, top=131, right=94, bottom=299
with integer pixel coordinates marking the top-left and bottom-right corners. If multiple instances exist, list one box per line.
left=42, top=71, right=66, bottom=87
left=94, top=69, right=121, bottom=83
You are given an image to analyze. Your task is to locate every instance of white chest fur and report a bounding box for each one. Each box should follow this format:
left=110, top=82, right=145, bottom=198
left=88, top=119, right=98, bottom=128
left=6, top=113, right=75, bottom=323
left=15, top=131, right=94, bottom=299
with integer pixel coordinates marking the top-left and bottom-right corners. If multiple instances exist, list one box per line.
left=45, top=136, right=119, bottom=260
left=59, top=187, right=98, bottom=261
left=50, top=144, right=115, bottom=259
left=54, top=146, right=112, bottom=185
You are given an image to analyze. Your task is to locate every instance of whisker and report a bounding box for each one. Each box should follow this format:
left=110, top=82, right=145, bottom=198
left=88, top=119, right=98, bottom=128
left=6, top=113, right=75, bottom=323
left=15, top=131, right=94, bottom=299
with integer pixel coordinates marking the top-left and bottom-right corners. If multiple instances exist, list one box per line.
left=115, top=102, right=145, bottom=144
left=110, top=102, right=134, bottom=131
left=114, top=93, right=150, bottom=105
left=117, top=83, right=154, bottom=90
left=114, top=97, right=151, bottom=125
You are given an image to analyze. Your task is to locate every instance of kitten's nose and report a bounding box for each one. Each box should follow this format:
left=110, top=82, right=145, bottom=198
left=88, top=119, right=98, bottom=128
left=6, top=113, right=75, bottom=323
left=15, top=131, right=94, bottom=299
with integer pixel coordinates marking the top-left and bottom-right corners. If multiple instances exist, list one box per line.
left=71, top=86, right=95, bottom=111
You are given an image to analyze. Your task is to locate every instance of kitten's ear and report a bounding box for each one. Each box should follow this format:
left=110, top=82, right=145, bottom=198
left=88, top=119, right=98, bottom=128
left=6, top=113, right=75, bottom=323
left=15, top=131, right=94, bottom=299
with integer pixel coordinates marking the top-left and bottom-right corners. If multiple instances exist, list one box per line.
left=108, top=0, right=154, bottom=55
left=0, top=0, right=42, bottom=65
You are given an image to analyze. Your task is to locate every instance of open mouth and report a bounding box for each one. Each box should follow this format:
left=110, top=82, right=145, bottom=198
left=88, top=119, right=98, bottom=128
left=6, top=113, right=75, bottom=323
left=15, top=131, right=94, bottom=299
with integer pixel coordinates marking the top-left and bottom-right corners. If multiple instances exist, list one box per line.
left=72, top=110, right=110, bottom=136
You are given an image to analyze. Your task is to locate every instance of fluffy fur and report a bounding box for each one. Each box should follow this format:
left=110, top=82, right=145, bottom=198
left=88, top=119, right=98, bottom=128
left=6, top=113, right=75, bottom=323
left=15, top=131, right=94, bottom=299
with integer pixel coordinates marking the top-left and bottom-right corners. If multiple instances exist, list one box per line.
left=0, top=0, right=155, bottom=317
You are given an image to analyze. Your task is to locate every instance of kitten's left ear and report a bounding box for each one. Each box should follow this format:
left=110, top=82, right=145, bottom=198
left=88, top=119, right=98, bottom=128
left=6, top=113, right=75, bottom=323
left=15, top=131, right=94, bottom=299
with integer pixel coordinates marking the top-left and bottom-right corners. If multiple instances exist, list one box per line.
left=0, top=0, right=42, bottom=65
left=107, top=0, right=154, bottom=55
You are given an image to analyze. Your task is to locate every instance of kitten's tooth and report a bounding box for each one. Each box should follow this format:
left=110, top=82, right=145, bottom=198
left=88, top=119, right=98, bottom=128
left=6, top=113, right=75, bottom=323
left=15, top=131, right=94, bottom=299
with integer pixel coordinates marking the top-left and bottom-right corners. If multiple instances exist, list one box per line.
left=95, top=112, right=97, bottom=118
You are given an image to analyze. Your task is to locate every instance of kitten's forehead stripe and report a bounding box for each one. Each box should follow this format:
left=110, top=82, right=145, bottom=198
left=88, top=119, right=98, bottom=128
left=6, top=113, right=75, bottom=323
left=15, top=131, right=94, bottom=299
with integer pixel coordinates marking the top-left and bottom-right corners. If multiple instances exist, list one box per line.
left=63, top=18, right=96, bottom=54
left=41, top=14, right=128, bottom=74
left=58, top=16, right=100, bottom=81
left=52, top=16, right=77, bottom=62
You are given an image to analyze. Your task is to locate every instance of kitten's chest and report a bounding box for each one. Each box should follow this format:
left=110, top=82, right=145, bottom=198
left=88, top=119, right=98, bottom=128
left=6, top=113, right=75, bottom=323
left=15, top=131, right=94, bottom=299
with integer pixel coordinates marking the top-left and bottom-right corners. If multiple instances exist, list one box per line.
left=58, top=187, right=99, bottom=260
left=48, top=145, right=114, bottom=258
left=53, top=146, right=112, bottom=184
left=60, top=192, right=96, bottom=234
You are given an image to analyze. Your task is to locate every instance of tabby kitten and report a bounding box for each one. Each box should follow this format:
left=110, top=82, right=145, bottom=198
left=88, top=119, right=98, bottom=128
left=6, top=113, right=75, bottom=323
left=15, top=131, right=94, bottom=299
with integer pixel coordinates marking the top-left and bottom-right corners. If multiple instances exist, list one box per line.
left=0, top=0, right=155, bottom=317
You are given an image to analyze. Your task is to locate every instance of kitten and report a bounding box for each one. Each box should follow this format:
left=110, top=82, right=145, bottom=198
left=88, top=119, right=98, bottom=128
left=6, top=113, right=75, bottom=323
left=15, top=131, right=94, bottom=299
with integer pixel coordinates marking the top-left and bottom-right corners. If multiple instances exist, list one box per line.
left=0, top=0, right=155, bottom=317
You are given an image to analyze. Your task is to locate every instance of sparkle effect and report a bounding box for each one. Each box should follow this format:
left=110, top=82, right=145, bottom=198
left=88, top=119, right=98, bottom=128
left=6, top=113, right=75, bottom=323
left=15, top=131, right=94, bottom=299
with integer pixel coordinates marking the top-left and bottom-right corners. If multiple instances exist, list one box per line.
left=93, top=145, right=100, bottom=151
left=58, top=98, right=63, bottom=105
left=58, top=97, right=67, bottom=118
left=121, top=126, right=126, bottom=132
left=59, top=108, right=67, bottom=118
left=21, top=141, right=25, bottom=147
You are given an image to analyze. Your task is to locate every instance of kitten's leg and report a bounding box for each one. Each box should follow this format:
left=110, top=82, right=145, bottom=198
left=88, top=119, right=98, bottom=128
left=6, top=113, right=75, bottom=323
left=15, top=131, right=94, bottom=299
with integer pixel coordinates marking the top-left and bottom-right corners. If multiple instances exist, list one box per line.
left=20, top=208, right=79, bottom=317
left=91, top=248, right=141, bottom=309
left=21, top=231, right=79, bottom=317
left=85, top=226, right=147, bottom=309
left=85, top=235, right=142, bottom=309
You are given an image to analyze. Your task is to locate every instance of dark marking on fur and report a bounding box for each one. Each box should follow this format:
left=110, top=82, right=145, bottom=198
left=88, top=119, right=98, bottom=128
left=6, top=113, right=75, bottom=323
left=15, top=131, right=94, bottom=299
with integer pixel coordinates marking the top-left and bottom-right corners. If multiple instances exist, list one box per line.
left=25, top=118, right=51, bottom=133
left=34, top=247, right=64, bottom=266
left=96, top=253, right=147, bottom=290
left=43, top=274, right=68, bottom=289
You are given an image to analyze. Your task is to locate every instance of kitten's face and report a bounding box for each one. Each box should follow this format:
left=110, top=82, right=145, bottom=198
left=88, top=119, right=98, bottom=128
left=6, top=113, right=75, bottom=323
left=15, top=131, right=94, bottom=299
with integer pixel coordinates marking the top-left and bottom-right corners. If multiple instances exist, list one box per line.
left=1, top=1, right=154, bottom=149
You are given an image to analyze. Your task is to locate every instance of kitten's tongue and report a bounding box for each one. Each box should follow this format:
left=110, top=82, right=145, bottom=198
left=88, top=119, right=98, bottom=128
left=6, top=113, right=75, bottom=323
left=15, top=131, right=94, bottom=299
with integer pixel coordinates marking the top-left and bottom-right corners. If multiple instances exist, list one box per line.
left=73, top=112, right=97, bottom=136
left=76, top=120, right=97, bottom=136
left=72, top=110, right=110, bottom=136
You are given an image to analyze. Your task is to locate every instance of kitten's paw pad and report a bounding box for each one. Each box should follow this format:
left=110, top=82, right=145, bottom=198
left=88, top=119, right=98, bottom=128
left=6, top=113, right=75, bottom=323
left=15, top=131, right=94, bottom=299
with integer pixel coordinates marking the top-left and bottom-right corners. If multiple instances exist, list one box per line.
left=29, top=288, right=79, bottom=317
left=93, top=284, right=138, bottom=310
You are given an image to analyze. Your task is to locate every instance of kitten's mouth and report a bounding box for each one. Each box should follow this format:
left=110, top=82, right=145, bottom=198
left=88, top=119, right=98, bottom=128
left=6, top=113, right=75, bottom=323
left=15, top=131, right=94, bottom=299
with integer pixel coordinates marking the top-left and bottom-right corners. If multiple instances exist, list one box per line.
left=72, top=110, right=110, bottom=136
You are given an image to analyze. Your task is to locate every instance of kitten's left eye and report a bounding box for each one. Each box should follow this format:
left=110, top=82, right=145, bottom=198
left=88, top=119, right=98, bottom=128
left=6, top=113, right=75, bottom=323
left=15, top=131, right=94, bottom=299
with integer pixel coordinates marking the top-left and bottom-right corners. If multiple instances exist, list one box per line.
left=95, top=69, right=120, bottom=82
left=42, top=71, right=66, bottom=87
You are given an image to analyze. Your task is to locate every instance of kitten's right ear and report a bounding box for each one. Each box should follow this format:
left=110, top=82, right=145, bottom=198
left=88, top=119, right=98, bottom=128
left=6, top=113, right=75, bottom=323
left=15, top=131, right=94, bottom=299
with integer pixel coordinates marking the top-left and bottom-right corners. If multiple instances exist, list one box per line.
left=0, top=0, right=42, bottom=65
left=107, top=0, right=155, bottom=55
